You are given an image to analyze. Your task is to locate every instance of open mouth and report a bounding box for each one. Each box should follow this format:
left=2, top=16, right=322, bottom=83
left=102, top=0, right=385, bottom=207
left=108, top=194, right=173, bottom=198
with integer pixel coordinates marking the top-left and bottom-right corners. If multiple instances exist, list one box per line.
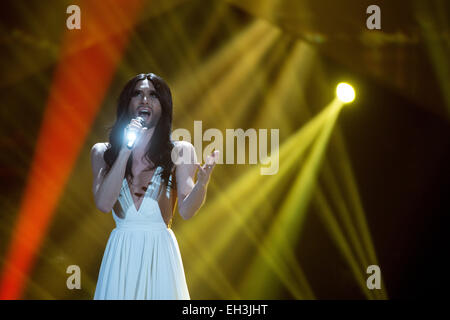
left=137, top=108, right=151, bottom=119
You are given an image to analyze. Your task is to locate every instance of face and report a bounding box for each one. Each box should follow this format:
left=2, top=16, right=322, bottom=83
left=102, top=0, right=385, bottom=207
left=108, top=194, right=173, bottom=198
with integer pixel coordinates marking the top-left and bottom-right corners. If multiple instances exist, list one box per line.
left=128, top=78, right=162, bottom=128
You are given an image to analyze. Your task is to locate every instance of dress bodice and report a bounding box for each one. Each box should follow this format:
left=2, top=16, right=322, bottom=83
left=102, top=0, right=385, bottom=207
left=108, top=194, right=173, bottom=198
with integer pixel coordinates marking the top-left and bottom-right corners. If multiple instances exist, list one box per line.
left=112, top=166, right=173, bottom=228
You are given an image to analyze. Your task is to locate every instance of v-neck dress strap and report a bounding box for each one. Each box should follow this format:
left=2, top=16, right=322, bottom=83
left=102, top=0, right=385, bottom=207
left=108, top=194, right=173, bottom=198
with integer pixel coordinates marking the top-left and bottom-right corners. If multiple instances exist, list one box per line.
left=112, top=166, right=167, bottom=228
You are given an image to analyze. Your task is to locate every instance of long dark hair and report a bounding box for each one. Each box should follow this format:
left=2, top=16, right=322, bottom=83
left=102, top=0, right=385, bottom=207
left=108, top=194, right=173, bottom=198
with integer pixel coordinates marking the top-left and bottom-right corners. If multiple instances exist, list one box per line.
left=104, top=73, right=175, bottom=191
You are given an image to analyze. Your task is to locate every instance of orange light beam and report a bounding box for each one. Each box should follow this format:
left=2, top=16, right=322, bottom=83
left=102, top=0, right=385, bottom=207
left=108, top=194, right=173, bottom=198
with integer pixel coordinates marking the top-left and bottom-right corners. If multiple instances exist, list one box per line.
left=0, top=0, right=144, bottom=299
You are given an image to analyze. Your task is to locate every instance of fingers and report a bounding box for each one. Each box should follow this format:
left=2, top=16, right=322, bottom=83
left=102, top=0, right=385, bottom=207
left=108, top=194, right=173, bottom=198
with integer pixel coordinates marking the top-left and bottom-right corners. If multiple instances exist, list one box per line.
left=129, top=120, right=143, bottom=129
left=126, top=119, right=147, bottom=133
left=195, top=163, right=206, bottom=176
left=202, top=159, right=216, bottom=172
left=205, top=150, right=219, bottom=167
left=195, top=162, right=213, bottom=174
left=194, top=150, right=221, bottom=174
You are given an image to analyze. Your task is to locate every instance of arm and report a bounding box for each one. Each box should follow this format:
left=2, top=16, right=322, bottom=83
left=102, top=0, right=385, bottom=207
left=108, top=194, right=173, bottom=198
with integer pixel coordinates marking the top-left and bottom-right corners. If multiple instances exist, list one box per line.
left=90, top=143, right=132, bottom=213
left=175, top=141, right=217, bottom=220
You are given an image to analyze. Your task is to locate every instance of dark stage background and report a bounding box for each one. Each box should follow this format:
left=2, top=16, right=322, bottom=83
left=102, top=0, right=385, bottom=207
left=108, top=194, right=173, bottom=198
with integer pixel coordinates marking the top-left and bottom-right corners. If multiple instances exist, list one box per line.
left=0, top=0, right=449, bottom=299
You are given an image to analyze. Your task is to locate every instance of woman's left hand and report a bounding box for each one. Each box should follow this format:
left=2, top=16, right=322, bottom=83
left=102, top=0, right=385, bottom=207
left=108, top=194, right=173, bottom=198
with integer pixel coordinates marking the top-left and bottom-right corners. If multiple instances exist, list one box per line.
left=195, top=150, right=219, bottom=187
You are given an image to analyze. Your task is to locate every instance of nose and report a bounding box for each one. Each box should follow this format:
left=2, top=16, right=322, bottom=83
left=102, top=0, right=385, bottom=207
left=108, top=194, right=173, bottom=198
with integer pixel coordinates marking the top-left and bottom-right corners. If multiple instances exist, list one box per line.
left=142, top=95, right=149, bottom=104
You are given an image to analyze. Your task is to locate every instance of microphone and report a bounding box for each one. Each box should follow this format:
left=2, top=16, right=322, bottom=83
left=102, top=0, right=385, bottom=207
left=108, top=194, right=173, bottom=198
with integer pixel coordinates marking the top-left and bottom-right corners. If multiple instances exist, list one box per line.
left=126, top=116, right=145, bottom=149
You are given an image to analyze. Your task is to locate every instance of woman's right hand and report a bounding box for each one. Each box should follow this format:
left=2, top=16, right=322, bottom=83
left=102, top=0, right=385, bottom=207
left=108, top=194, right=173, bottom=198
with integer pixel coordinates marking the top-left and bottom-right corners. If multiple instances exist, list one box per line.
left=122, top=118, right=148, bottom=151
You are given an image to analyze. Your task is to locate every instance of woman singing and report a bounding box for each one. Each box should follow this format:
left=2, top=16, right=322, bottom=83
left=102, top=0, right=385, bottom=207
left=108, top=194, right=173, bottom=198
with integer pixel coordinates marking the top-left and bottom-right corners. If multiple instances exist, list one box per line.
left=90, top=73, right=218, bottom=299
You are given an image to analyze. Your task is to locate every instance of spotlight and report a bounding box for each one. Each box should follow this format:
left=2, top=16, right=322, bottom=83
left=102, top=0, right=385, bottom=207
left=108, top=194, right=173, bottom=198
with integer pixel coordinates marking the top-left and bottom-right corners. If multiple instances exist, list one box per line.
left=336, top=82, right=355, bottom=103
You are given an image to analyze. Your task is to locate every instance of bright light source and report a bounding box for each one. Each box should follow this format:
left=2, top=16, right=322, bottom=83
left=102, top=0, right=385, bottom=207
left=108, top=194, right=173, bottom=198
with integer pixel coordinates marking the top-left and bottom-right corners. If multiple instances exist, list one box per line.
left=336, top=82, right=355, bottom=103
left=126, top=131, right=137, bottom=148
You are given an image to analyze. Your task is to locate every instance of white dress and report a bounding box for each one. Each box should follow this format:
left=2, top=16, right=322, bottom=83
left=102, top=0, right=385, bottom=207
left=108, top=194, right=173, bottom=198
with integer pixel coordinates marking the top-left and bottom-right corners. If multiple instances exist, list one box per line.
left=94, top=166, right=190, bottom=300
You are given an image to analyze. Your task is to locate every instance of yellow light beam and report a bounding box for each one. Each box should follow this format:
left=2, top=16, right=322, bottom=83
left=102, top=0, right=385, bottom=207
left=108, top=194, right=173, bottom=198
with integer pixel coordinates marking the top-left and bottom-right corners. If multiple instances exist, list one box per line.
left=182, top=106, right=335, bottom=299
left=315, top=187, right=375, bottom=299
left=195, top=26, right=281, bottom=127
left=239, top=99, right=343, bottom=298
left=320, top=160, right=372, bottom=278
left=332, top=129, right=389, bottom=299
left=252, top=41, right=317, bottom=132
left=172, top=20, right=275, bottom=122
